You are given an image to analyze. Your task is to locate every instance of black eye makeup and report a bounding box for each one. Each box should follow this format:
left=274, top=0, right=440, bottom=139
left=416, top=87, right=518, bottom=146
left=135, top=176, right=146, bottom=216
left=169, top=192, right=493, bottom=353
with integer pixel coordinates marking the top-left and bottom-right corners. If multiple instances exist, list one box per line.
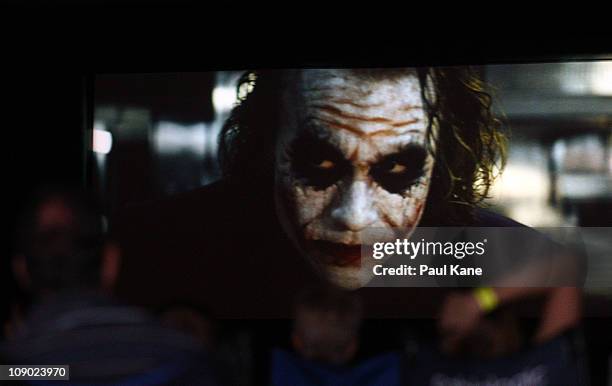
left=370, top=144, right=427, bottom=194
left=289, top=132, right=351, bottom=190
left=288, top=127, right=428, bottom=194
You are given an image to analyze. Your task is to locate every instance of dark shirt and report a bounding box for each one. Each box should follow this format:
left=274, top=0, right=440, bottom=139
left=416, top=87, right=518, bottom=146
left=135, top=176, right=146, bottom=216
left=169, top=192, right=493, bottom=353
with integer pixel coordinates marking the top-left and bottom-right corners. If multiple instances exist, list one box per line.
left=116, top=181, right=316, bottom=318
left=1, top=291, right=219, bottom=385
left=115, top=180, right=545, bottom=318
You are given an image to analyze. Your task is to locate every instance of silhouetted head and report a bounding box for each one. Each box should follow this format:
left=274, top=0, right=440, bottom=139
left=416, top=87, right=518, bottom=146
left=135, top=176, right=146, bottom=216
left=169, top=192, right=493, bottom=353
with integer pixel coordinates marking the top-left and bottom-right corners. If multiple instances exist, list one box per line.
left=13, top=186, right=120, bottom=298
left=292, top=285, right=363, bottom=365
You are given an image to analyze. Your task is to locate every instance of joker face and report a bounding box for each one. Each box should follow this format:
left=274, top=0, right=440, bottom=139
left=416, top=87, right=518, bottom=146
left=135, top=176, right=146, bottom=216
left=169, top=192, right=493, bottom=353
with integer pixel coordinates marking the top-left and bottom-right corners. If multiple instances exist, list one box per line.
left=274, top=69, right=435, bottom=288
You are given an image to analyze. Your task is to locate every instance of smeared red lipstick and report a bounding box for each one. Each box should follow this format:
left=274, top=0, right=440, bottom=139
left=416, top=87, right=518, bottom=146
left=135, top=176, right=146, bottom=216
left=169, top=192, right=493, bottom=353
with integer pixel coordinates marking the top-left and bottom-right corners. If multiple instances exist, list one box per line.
left=307, top=240, right=363, bottom=267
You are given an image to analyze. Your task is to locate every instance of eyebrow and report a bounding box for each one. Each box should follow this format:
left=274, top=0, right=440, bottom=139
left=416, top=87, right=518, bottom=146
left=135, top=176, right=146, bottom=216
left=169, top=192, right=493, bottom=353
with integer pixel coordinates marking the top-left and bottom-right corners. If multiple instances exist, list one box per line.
left=290, top=127, right=341, bottom=154
left=292, top=125, right=428, bottom=164
left=373, top=142, right=429, bottom=164
left=289, top=130, right=348, bottom=166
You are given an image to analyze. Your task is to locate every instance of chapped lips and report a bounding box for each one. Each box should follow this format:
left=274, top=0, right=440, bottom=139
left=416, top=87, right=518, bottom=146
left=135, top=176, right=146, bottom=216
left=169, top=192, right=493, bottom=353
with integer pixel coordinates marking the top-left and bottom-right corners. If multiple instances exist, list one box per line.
left=307, top=240, right=363, bottom=268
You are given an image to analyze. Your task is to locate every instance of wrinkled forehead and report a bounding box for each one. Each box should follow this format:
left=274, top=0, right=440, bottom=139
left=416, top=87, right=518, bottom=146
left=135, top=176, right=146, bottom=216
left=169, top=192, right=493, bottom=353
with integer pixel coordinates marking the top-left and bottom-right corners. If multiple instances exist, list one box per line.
left=279, top=69, right=428, bottom=147
left=283, top=68, right=422, bottom=110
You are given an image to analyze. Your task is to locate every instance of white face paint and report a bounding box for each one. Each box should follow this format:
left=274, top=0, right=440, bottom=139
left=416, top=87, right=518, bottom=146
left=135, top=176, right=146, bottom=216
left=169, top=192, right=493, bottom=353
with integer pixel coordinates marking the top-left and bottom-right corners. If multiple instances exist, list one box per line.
left=274, top=69, right=435, bottom=288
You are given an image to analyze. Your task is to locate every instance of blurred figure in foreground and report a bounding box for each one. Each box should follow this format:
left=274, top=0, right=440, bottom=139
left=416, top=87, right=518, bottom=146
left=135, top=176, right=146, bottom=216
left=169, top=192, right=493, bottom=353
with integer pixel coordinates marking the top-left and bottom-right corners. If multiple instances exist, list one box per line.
left=160, top=305, right=217, bottom=351
left=271, top=285, right=402, bottom=385
left=292, top=285, right=363, bottom=365
left=159, top=304, right=255, bottom=386
left=2, top=186, right=219, bottom=385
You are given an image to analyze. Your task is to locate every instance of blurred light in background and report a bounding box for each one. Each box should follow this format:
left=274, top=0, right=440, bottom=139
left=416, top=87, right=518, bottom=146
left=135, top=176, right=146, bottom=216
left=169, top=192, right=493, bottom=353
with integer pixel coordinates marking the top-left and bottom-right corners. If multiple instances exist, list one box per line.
left=553, top=135, right=609, bottom=173
left=552, top=134, right=612, bottom=200
left=153, top=122, right=207, bottom=156
left=486, top=60, right=612, bottom=228
left=212, top=85, right=237, bottom=114
left=557, top=174, right=611, bottom=199
left=92, top=124, right=113, bottom=154
left=560, top=61, right=612, bottom=96
left=491, top=164, right=549, bottom=201
left=92, top=121, right=113, bottom=196
left=591, top=62, right=612, bottom=96
left=489, top=141, right=566, bottom=226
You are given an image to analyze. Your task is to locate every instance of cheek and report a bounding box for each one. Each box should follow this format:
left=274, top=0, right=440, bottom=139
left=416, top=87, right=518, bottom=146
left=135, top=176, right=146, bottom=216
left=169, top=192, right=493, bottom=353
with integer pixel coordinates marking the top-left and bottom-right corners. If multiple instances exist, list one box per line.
left=373, top=170, right=432, bottom=228
left=280, top=171, right=337, bottom=228
left=374, top=188, right=425, bottom=228
left=276, top=142, right=336, bottom=229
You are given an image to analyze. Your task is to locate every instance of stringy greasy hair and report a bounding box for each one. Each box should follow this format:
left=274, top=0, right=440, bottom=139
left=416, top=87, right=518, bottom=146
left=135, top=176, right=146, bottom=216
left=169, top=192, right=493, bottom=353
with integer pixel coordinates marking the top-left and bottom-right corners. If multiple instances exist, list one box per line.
left=219, top=68, right=506, bottom=225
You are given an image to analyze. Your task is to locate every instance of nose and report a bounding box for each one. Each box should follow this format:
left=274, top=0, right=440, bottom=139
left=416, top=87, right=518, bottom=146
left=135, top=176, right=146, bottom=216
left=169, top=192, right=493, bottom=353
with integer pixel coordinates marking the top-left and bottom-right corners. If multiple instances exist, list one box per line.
left=330, top=181, right=378, bottom=232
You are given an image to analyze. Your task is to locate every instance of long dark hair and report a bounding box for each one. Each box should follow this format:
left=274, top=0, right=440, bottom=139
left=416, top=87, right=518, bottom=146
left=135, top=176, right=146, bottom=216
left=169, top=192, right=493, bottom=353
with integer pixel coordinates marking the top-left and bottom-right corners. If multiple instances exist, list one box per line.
left=219, top=68, right=506, bottom=225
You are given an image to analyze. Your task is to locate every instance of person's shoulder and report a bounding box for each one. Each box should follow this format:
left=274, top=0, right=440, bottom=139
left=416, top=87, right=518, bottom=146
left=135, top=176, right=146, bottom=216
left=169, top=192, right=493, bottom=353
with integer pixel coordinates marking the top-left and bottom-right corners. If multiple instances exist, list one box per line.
left=121, top=179, right=229, bottom=216
left=114, top=179, right=242, bottom=235
left=472, top=207, right=564, bottom=255
left=1, top=302, right=215, bottom=384
left=471, top=207, right=528, bottom=227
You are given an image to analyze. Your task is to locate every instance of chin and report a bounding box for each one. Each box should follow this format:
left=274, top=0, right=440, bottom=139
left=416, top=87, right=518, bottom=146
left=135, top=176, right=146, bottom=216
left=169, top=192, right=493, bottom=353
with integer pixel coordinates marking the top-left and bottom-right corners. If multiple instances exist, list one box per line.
left=324, top=265, right=374, bottom=289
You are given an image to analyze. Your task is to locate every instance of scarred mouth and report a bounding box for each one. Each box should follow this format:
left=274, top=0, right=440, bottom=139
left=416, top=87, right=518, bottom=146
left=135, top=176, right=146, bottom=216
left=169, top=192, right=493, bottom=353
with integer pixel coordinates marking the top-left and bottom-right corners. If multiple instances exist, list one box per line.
left=306, top=240, right=363, bottom=268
